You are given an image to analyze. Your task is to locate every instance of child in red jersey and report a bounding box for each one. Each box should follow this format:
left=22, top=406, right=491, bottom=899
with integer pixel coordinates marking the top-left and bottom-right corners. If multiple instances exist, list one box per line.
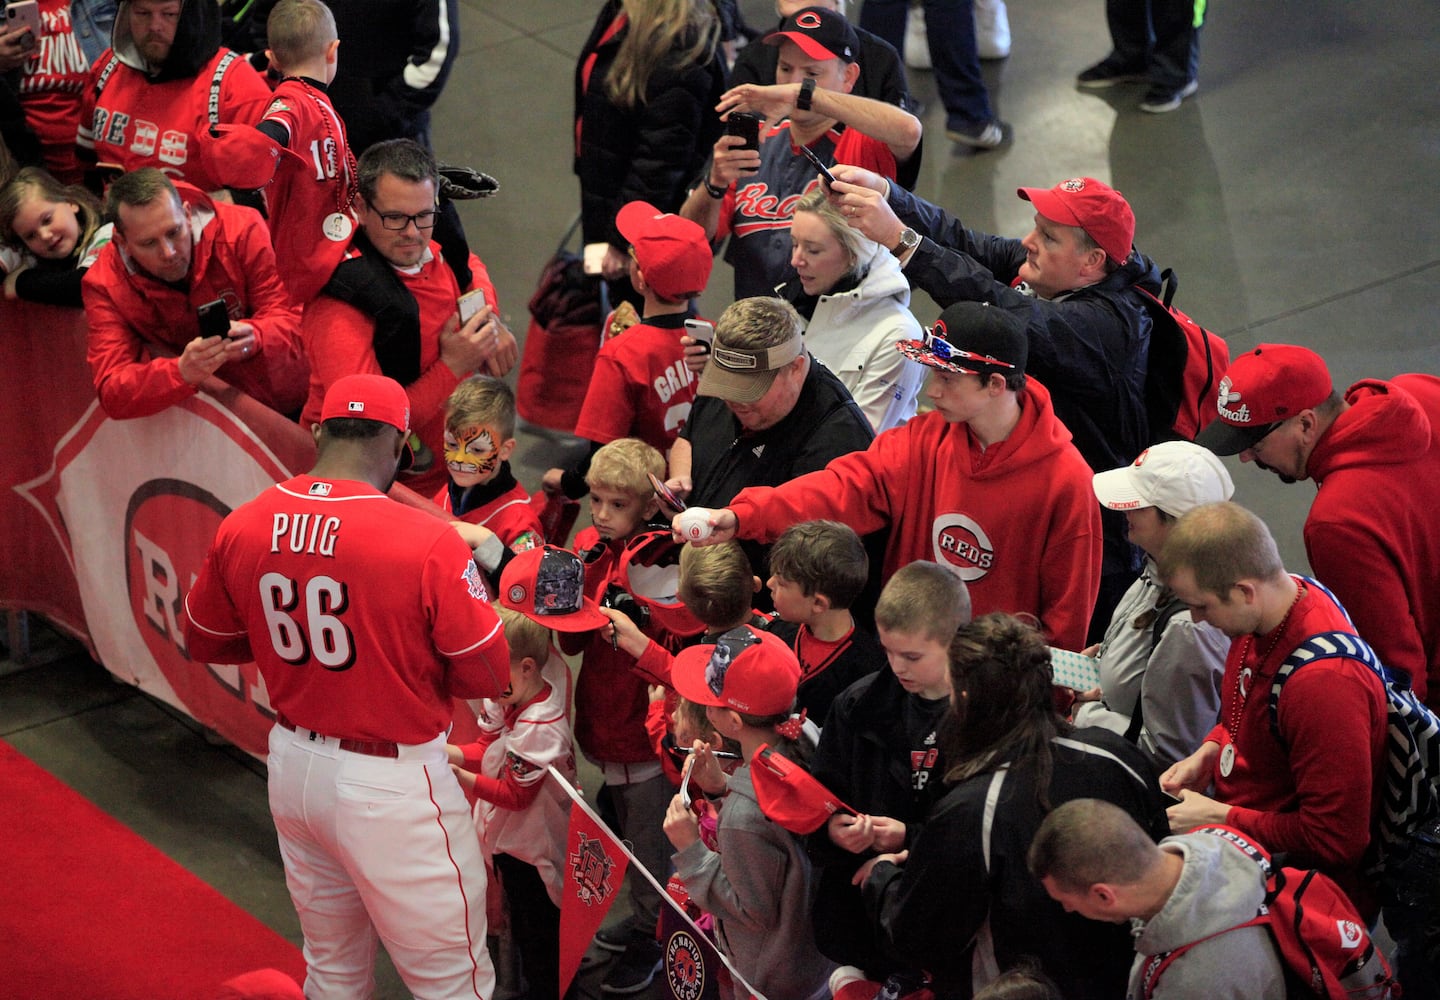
left=200, top=0, right=357, bottom=305
left=437, top=375, right=543, bottom=590
left=559, top=437, right=675, bottom=985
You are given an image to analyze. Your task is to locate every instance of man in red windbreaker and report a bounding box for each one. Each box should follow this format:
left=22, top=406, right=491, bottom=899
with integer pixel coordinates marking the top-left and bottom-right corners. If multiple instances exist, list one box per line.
left=82, top=167, right=309, bottom=419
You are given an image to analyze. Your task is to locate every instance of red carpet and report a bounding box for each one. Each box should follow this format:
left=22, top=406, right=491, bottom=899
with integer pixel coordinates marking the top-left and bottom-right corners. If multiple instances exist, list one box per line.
left=0, top=740, right=306, bottom=999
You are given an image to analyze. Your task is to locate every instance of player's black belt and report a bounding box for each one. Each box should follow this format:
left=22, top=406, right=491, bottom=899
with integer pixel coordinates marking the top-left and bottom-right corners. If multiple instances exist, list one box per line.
left=275, top=714, right=401, bottom=758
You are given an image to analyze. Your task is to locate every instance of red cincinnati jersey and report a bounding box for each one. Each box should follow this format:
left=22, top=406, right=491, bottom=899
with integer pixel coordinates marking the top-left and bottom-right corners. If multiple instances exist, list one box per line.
left=16, top=0, right=92, bottom=182
left=78, top=47, right=272, bottom=190
left=256, top=79, right=357, bottom=304
left=434, top=477, right=544, bottom=554
left=572, top=317, right=697, bottom=454
left=183, top=474, right=510, bottom=744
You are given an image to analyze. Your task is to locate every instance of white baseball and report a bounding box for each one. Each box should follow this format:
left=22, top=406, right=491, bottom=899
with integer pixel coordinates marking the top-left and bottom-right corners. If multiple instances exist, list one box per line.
left=676, top=508, right=713, bottom=542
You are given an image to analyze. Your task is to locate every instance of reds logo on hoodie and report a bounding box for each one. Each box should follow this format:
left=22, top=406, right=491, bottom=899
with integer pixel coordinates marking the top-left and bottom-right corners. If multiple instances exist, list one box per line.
left=932, top=513, right=995, bottom=581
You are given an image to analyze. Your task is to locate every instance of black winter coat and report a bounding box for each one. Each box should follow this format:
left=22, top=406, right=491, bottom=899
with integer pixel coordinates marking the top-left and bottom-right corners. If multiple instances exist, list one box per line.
left=573, top=0, right=727, bottom=248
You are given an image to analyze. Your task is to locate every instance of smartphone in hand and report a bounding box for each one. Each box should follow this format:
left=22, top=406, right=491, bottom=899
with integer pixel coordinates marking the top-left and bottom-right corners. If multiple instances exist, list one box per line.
left=196, top=299, right=231, bottom=339
left=726, top=111, right=763, bottom=174
left=797, top=143, right=837, bottom=188
left=683, top=318, right=713, bottom=350
left=457, top=288, right=487, bottom=324
left=4, top=1, right=41, bottom=45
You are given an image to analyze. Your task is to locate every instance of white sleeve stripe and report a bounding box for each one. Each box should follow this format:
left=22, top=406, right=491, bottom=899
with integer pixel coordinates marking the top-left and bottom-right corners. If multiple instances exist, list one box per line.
left=182, top=593, right=246, bottom=638
left=402, top=4, right=452, bottom=91
left=438, top=617, right=503, bottom=657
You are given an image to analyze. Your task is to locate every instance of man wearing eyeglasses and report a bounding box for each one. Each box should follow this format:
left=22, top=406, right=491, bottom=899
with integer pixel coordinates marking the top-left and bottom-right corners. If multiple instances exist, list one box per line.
left=301, top=139, right=517, bottom=495
left=1195, top=343, right=1440, bottom=715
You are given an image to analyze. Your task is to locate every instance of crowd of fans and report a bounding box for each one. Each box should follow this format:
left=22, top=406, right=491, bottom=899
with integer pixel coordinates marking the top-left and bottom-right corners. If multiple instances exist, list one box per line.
left=5, top=1, right=1437, bottom=998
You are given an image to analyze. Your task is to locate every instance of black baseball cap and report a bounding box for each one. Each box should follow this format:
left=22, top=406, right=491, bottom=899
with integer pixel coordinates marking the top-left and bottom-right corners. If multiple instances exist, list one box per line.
left=763, top=7, right=859, bottom=64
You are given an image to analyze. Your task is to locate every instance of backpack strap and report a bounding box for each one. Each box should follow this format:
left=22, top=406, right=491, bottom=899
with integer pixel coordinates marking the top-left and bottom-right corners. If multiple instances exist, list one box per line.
left=1124, top=596, right=1189, bottom=744
left=1140, top=916, right=1269, bottom=999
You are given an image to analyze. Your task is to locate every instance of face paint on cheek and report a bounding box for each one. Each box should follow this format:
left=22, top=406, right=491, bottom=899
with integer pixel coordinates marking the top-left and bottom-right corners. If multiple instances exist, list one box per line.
left=444, top=424, right=500, bottom=475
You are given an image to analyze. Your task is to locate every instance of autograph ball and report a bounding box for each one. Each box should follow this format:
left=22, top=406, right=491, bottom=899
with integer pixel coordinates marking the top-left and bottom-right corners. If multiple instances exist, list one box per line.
left=676, top=509, right=713, bottom=542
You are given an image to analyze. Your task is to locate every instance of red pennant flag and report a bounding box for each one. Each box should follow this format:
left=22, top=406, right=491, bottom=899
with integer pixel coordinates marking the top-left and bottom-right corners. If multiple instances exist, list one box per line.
left=550, top=769, right=770, bottom=1000
left=557, top=785, right=629, bottom=995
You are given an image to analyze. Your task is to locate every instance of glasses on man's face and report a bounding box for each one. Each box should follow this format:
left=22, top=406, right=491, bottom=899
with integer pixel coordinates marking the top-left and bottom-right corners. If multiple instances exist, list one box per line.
left=923, top=329, right=1016, bottom=370
left=1244, top=420, right=1288, bottom=453
left=371, top=208, right=438, bottom=231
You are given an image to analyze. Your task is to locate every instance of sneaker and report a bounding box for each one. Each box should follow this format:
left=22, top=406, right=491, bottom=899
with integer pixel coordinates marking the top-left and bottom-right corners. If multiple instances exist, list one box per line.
left=903, top=7, right=930, bottom=70
left=974, top=0, right=1011, bottom=60
left=1076, top=56, right=1148, bottom=89
left=945, top=119, right=1006, bottom=150
left=1139, top=79, right=1199, bottom=113
left=592, top=918, right=639, bottom=954
left=600, top=938, right=663, bottom=995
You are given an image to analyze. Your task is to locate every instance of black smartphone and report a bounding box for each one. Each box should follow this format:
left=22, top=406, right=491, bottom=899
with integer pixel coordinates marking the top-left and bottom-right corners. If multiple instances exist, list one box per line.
left=798, top=143, right=836, bottom=188
left=196, top=299, right=231, bottom=339
left=726, top=111, right=762, bottom=174
left=648, top=472, right=686, bottom=513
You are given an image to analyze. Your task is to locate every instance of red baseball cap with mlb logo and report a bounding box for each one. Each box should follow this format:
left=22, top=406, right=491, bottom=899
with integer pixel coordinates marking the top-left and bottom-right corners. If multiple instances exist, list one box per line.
left=1018, top=177, right=1135, bottom=265
left=616, top=201, right=713, bottom=302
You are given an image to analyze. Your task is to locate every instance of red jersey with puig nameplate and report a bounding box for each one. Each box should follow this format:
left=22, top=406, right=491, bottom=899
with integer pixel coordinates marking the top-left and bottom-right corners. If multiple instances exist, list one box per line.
left=573, top=316, right=698, bottom=454
left=77, top=47, right=272, bottom=191
left=183, top=474, right=510, bottom=744
left=718, top=121, right=896, bottom=300
left=257, top=78, right=358, bottom=304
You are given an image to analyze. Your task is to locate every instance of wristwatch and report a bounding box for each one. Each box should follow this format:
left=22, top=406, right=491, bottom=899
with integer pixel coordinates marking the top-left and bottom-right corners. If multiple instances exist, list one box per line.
left=891, top=227, right=921, bottom=257
left=796, top=77, right=817, bottom=112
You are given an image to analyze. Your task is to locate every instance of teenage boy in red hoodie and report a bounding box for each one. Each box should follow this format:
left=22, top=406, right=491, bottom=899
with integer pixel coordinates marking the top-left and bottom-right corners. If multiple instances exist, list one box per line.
left=682, top=300, right=1101, bottom=651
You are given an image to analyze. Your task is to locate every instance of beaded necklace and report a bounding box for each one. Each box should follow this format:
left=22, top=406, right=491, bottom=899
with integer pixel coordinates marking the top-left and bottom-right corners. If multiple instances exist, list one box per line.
left=1219, top=580, right=1304, bottom=777
left=283, top=77, right=359, bottom=240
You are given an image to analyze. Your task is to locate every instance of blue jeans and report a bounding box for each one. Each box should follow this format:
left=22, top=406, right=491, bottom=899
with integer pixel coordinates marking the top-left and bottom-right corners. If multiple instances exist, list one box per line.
left=860, top=0, right=994, bottom=127
left=1104, top=0, right=1204, bottom=90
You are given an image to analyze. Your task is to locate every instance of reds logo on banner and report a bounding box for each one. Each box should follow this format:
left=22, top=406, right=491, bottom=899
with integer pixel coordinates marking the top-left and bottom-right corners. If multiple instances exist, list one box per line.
left=16, top=392, right=303, bottom=755
left=931, top=513, right=996, bottom=581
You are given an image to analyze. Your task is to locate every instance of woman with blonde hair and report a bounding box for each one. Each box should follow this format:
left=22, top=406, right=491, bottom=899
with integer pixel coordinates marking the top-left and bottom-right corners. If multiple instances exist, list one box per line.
left=574, top=0, right=726, bottom=300
left=783, top=187, right=924, bottom=431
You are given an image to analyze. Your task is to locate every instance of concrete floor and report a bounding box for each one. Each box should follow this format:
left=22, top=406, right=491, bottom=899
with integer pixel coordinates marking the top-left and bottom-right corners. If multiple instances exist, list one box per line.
left=3, top=0, right=1438, bottom=996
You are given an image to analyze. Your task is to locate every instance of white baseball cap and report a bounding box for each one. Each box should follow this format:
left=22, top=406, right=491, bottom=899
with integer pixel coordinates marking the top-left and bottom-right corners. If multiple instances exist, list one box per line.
left=1092, top=440, right=1234, bottom=517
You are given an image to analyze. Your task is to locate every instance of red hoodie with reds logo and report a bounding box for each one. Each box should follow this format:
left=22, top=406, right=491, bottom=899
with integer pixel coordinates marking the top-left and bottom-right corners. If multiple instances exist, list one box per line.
left=728, top=378, right=1102, bottom=650
left=1304, top=374, right=1440, bottom=707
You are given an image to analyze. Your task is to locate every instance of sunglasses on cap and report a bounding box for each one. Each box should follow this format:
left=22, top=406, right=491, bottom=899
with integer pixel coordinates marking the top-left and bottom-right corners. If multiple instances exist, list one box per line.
left=922, top=329, right=1017, bottom=370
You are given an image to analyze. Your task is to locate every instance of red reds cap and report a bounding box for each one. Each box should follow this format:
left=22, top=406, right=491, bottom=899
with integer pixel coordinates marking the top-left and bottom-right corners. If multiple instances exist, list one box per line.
left=320, top=374, right=411, bottom=432
left=320, top=374, right=414, bottom=469
left=500, top=546, right=609, bottom=632
left=672, top=625, right=800, bottom=716
left=618, top=530, right=705, bottom=638
left=762, top=6, right=859, bottom=64
left=1092, top=440, right=1234, bottom=516
left=1195, top=343, right=1334, bottom=455
left=616, top=201, right=713, bottom=302
left=199, top=125, right=304, bottom=191
left=750, top=743, right=856, bottom=834
left=896, top=301, right=1028, bottom=376
left=1017, top=178, right=1135, bottom=265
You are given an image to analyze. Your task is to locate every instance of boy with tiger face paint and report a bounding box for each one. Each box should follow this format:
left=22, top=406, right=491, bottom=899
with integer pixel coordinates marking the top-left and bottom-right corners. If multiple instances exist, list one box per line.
left=435, top=376, right=544, bottom=586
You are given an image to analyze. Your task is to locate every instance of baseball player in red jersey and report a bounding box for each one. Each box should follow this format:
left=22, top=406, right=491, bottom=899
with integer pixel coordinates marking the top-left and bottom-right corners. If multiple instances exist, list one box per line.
left=183, top=373, right=510, bottom=1000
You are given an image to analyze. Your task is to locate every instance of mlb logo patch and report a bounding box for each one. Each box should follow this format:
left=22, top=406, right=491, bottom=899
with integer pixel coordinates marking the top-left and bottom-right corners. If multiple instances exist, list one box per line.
left=347, top=401, right=365, bottom=413
left=308, top=482, right=332, bottom=496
